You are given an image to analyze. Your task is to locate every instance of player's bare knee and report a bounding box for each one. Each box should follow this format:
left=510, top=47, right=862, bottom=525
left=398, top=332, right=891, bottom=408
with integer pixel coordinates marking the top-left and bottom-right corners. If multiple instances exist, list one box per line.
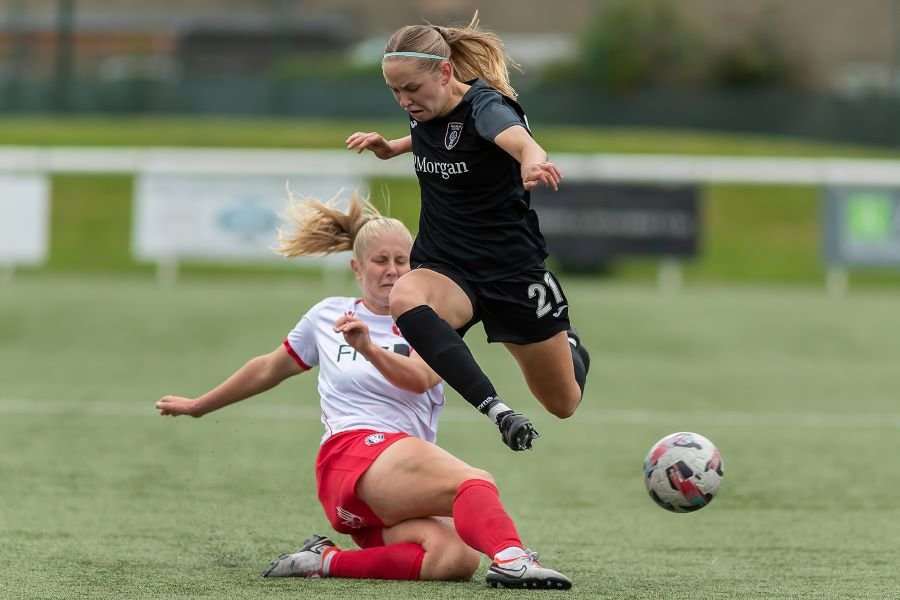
left=418, top=527, right=481, bottom=581
left=388, top=285, right=422, bottom=319
left=442, top=544, right=480, bottom=581
left=461, top=468, right=495, bottom=486
left=532, top=379, right=582, bottom=419
left=432, top=469, right=495, bottom=508
left=457, top=545, right=481, bottom=580
left=424, top=540, right=480, bottom=581
left=547, top=395, right=580, bottom=419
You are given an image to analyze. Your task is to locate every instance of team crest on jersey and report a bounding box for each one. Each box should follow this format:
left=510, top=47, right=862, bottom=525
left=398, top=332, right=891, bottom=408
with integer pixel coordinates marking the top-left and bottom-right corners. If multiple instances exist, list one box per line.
left=364, top=433, right=386, bottom=446
left=444, top=122, right=463, bottom=150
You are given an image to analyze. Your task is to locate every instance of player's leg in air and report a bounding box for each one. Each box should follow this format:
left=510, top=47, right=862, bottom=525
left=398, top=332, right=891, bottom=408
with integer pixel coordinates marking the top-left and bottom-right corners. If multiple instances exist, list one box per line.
left=389, top=268, right=540, bottom=450
left=483, top=266, right=590, bottom=420
left=504, top=326, right=590, bottom=419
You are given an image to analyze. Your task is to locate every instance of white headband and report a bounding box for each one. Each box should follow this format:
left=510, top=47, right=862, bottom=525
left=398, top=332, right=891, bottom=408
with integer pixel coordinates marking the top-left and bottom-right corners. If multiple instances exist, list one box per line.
left=382, top=51, right=448, bottom=61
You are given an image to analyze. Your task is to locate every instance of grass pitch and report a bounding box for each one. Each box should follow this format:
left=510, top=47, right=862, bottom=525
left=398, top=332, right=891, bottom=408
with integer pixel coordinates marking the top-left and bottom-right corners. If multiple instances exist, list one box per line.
left=1, top=275, right=899, bottom=599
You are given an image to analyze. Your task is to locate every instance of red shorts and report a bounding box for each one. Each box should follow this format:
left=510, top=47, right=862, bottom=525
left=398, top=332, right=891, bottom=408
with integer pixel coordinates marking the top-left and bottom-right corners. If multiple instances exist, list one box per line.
left=315, top=429, right=409, bottom=548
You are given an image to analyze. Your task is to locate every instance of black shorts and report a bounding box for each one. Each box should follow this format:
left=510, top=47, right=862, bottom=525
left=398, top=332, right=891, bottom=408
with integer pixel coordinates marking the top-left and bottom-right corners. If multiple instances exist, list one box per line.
left=416, top=263, right=572, bottom=344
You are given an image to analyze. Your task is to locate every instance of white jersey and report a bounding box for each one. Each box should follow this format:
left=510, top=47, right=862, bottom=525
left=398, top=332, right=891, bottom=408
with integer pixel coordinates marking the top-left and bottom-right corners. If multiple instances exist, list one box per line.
left=284, top=296, right=445, bottom=445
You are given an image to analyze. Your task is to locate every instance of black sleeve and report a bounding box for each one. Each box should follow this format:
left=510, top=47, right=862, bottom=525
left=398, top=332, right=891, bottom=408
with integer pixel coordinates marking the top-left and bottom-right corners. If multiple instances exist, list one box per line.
left=471, top=90, right=526, bottom=143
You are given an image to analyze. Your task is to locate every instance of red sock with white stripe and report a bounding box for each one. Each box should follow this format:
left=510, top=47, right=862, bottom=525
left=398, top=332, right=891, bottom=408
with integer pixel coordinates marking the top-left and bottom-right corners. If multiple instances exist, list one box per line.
left=326, top=543, right=425, bottom=580
left=452, top=478, right=524, bottom=560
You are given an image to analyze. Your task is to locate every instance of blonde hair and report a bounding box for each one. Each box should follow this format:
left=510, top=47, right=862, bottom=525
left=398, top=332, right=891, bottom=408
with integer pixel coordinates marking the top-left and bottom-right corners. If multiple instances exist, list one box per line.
left=277, top=191, right=411, bottom=262
left=383, top=11, right=521, bottom=100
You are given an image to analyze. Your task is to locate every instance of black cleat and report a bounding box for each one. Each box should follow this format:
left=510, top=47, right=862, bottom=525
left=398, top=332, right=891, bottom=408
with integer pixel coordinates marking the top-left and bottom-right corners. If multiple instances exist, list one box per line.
left=497, top=410, right=540, bottom=451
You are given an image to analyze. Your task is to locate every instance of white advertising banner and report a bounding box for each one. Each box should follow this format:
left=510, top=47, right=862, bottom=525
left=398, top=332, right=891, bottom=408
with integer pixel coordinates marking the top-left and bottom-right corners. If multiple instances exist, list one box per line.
left=0, top=174, right=50, bottom=265
left=133, top=173, right=365, bottom=265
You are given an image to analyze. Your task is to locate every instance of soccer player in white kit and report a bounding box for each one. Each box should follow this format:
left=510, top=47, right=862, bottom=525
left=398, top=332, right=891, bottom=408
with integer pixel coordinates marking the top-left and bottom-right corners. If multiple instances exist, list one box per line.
left=155, top=194, right=572, bottom=589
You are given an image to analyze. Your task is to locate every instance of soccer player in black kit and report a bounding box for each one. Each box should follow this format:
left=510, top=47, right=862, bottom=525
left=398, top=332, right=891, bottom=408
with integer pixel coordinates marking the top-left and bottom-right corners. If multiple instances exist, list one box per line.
left=346, top=13, right=590, bottom=453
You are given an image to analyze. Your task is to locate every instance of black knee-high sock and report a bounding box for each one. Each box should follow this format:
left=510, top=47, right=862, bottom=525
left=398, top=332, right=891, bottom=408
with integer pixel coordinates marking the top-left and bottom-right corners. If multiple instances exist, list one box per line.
left=567, top=330, right=590, bottom=396
left=571, top=344, right=587, bottom=396
left=395, top=305, right=499, bottom=413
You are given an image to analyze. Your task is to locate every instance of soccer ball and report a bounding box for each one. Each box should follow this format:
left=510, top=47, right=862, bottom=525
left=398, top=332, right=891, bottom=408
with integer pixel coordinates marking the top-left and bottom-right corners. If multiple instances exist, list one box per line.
left=643, top=432, right=724, bottom=513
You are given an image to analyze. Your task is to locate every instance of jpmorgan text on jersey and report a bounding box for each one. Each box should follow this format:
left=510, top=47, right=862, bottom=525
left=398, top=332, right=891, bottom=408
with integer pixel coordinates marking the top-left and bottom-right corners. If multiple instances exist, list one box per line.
left=413, top=154, right=470, bottom=180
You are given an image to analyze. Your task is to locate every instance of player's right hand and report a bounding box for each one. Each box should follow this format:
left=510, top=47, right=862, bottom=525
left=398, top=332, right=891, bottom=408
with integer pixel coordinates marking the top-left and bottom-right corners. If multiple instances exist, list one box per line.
left=156, top=395, right=202, bottom=418
left=497, top=410, right=540, bottom=451
left=333, top=312, right=373, bottom=353
left=346, top=131, right=396, bottom=159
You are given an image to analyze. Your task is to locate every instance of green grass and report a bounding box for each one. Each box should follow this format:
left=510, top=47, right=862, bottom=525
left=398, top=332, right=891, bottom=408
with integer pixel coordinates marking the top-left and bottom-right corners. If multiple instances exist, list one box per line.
left=3, top=117, right=898, bottom=158
left=0, top=117, right=412, bottom=149
left=2, top=275, right=899, bottom=599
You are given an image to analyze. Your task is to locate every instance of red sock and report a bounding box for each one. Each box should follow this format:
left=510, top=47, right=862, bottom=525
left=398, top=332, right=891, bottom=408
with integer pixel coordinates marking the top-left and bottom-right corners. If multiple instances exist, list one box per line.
left=328, top=543, right=424, bottom=580
left=452, top=478, right=523, bottom=559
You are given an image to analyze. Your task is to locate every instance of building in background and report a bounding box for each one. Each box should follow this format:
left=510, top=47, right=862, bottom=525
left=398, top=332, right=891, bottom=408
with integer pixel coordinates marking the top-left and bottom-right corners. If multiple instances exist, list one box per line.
left=1, top=0, right=896, bottom=87
left=0, top=0, right=898, bottom=144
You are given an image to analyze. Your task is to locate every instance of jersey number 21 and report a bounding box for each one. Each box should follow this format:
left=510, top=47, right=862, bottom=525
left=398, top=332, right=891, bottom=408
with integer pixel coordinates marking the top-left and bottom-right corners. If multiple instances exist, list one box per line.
left=528, top=272, right=565, bottom=318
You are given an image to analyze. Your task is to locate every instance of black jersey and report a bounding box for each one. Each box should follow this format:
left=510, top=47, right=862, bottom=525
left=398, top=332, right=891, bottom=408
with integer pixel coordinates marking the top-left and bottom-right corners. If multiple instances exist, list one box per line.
left=408, top=79, right=549, bottom=282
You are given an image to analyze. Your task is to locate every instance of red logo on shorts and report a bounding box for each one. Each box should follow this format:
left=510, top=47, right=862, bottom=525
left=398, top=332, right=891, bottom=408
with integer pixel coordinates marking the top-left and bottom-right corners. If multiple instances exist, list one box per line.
left=364, top=433, right=386, bottom=446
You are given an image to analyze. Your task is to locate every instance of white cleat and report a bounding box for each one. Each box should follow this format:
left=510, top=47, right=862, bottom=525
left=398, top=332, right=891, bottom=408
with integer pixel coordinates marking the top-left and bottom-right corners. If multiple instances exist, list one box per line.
left=485, top=550, right=572, bottom=590
left=261, top=535, right=337, bottom=578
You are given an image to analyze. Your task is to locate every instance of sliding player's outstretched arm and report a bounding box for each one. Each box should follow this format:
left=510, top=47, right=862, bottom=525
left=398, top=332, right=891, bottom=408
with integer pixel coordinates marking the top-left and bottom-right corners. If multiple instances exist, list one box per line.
left=156, top=346, right=305, bottom=418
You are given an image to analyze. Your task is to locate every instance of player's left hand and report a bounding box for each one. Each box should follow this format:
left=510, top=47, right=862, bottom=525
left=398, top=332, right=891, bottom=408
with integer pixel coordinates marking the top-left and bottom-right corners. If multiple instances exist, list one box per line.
left=156, top=395, right=202, bottom=418
left=333, top=312, right=373, bottom=352
left=522, top=161, right=562, bottom=191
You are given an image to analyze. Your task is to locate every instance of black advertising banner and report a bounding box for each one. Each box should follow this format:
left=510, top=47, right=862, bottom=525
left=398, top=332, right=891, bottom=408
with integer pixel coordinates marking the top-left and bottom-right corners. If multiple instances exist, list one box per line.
left=531, top=182, right=701, bottom=269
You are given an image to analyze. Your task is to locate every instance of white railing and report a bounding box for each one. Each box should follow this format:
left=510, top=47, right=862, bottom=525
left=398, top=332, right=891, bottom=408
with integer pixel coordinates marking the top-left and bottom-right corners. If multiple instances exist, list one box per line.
left=3, top=146, right=899, bottom=292
left=2, top=146, right=900, bottom=185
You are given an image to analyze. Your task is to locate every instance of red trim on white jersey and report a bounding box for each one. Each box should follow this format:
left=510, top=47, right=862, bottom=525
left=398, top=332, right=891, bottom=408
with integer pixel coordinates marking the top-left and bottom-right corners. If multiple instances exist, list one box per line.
left=282, top=338, right=312, bottom=370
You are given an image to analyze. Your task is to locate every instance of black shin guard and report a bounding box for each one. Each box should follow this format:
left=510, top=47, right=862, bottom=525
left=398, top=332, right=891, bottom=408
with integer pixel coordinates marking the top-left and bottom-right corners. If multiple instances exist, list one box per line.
left=395, top=305, right=498, bottom=413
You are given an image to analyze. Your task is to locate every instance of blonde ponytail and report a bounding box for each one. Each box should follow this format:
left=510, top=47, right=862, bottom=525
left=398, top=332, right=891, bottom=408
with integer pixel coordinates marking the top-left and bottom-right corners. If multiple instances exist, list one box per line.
left=277, top=191, right=411, bottom=262
left=383, top=11, right=521, bottom=100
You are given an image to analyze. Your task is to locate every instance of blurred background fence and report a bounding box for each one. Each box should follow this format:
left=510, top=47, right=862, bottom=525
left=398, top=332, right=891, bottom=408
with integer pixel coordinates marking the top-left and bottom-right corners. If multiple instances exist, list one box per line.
left=4, top=79, right=899, bottom=147
left=2, top=0, right=900, bottom=145
left=2, top=0, right=900, bottom=288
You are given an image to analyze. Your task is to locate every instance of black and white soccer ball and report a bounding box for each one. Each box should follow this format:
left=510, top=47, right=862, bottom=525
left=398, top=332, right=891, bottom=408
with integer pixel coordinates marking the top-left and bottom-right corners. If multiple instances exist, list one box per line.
left=643, top=432, right=724, bottom=513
